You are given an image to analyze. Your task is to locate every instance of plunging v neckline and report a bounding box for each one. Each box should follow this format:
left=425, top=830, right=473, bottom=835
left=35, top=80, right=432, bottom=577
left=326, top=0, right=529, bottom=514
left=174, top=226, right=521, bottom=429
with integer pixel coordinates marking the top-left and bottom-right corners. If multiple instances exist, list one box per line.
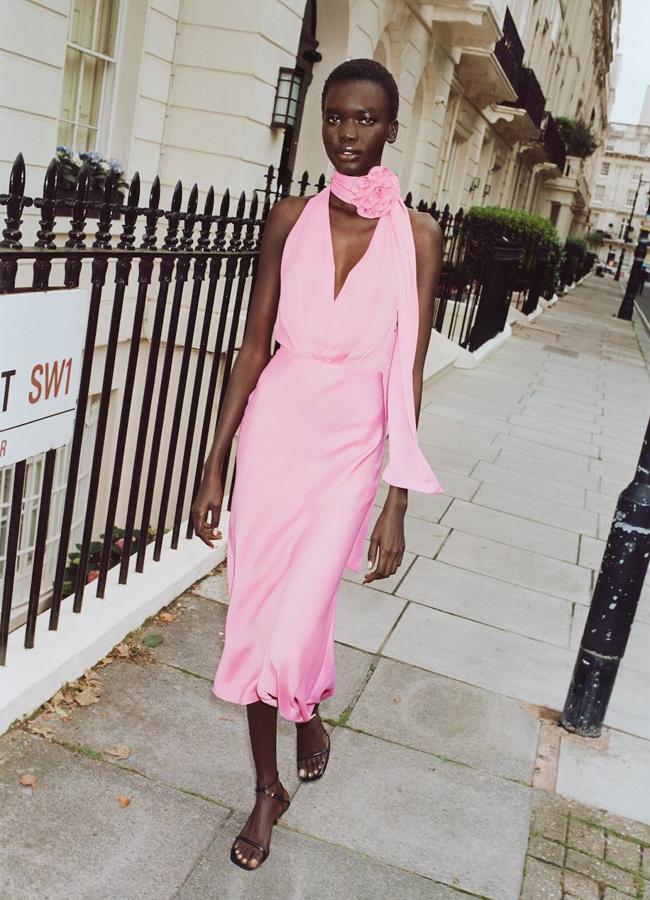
left=326, top=189, right=383, bottom=303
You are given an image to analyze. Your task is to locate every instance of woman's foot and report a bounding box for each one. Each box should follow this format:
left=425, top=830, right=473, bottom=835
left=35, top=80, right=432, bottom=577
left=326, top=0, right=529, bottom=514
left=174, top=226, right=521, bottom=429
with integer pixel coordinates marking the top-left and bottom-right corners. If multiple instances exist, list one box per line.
left=231, top=774, right=290, bottom=869
left=296, top=706, right=330, bottom=780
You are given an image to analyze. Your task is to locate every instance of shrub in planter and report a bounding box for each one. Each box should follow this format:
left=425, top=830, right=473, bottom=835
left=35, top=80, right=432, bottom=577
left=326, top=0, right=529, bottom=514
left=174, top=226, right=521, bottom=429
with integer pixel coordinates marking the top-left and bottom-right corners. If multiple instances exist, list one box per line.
left=55, top=146, right=129, bottom=217
left=61, top=525, right=156, bottom=597
left=464, top=206, right=563, bottom=296
left=554, top=118, right=599, bottom=159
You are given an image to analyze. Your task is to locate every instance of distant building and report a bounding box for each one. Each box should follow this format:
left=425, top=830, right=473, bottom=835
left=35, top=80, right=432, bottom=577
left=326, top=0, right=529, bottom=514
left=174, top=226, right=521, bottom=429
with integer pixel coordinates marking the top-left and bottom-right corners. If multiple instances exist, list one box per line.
left=590, top=85, right=650, bottom=264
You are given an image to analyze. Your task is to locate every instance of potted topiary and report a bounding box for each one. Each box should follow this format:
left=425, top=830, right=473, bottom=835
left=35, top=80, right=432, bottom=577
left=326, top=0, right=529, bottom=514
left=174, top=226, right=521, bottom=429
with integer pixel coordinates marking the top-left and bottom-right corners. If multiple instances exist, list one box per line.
left=55, top=145, right=129, bottom=218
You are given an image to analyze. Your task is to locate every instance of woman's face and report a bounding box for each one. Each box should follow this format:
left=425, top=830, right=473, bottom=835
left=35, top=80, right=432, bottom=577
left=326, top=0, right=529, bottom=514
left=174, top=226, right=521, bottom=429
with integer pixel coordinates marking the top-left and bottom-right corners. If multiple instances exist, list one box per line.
left=321, top=78, right=398, bottom=175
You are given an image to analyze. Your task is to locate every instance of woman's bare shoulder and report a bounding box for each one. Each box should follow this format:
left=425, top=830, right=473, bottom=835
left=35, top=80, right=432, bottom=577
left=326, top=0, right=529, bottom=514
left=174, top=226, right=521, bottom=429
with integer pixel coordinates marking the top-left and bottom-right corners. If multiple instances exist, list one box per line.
left=264, top=194, right=315, bottom=240
left=407, top=208, right=443, bottom=251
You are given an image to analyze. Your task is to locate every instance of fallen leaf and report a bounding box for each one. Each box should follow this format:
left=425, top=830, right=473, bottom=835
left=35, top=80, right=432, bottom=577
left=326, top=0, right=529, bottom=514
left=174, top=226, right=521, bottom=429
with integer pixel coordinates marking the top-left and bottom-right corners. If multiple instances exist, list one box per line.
left=20, top=773, right=37, bottom=788
left=117, top=796, right=131, bottom=807
left=392, top=696, right=401, bottom=704
left=114, top=643, right=131, bottom=658
left=74, top=688, right=100, bottom=707
left=27, top=722, right=54, bottom=737
left=106, top=745, right=131, bottom=759
left=158, top=611, right=176, bottom=622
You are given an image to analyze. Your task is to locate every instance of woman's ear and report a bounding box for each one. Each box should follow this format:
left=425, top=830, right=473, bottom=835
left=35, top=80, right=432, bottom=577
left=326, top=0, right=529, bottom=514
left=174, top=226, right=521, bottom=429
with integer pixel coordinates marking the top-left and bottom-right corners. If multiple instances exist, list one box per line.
left=387, top=119, right=399, bottom=144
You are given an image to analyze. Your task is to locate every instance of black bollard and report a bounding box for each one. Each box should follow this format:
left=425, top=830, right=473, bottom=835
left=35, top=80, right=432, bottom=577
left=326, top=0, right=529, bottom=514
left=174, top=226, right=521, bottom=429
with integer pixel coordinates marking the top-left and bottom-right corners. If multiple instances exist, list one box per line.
left=466, top=241, right=522, bottom=352
left=618, top=240, right=648, bottom=320
left=561, top=418, right=650, bottom=737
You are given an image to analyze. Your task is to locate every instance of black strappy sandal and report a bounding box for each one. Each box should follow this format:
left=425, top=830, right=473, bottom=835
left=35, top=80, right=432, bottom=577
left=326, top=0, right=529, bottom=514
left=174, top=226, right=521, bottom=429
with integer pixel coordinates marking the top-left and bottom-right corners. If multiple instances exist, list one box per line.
left=230, top=772, right=290, bottom=870
left=296, top=710, right=331, bottom=782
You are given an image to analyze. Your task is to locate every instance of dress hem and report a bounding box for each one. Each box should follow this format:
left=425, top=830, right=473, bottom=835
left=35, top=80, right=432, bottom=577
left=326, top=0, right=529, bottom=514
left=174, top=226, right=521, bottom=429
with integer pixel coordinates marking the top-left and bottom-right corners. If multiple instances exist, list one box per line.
left=212, top=683, right=335, bottom=724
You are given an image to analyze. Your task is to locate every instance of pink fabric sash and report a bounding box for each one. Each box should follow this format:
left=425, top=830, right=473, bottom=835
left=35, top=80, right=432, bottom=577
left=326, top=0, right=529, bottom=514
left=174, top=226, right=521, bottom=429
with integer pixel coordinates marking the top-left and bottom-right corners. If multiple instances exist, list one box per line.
left=329, top=165, right=443, bottom=495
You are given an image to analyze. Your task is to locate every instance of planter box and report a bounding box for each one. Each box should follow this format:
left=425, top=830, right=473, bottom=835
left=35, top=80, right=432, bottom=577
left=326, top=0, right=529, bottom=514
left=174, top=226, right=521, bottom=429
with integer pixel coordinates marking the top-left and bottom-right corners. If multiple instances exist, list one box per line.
left=55, top=187, right=125, bottom=220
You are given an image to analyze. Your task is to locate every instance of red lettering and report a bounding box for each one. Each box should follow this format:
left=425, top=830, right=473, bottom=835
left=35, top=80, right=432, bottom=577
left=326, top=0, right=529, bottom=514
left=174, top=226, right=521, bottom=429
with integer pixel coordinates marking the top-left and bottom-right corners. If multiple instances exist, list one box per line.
left=0, top=438, right=6, bottom=457
left=29, top=359, right=73, bottom=404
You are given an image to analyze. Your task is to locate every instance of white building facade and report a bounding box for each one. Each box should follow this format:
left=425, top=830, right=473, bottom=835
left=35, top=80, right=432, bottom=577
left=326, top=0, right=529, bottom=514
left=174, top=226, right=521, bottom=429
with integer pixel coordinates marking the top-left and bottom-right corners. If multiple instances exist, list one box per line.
left=590, top=88, right=650, bottom=265
left=1, top=0, right=619, bottom=234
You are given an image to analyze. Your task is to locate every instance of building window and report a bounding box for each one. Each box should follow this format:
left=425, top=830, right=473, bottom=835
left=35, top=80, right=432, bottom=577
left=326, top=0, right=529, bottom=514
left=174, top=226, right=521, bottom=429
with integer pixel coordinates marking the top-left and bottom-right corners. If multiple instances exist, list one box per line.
left=600, top=162, right=610, bottom=176
left=57, top=0, right=121, bottom=152
left=606, top=143, right=614, bottom=151
left=640, top=143, right=647, bottom=156
left=626, top=189, right=636, bottom=207
left=594, top=185, right=605, bottom=203
left=632, top=167, right=642, bottom=179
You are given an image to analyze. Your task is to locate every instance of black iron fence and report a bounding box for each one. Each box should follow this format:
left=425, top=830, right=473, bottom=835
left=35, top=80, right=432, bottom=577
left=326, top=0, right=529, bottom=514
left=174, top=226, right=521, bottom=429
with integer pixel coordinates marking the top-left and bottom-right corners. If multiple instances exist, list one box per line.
left=0, top=153, right=539, bottom=664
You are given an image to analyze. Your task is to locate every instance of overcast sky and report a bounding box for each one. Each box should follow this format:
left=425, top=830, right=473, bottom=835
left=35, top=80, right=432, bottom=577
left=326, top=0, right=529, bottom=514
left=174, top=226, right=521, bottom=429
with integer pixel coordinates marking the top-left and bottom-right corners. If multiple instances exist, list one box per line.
left=610, top=0, right=650, bottom=124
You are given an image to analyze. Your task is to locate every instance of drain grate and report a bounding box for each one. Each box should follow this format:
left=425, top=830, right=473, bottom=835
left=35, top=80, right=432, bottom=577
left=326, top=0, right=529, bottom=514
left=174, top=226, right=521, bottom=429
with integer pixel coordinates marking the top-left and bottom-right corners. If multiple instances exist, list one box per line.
left=542, top=344, right=579, bottom=358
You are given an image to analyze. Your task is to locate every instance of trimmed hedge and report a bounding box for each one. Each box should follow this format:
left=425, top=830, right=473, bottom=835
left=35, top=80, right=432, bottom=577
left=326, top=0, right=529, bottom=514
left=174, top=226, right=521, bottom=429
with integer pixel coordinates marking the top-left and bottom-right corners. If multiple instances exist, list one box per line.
left=463, top=206, right=563, bottom=296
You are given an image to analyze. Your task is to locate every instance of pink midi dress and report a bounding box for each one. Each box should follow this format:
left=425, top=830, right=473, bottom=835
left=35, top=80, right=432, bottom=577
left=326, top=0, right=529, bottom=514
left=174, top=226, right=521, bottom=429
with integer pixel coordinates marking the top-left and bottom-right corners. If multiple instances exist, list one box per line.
left=212, top=169, right=443, bottom=723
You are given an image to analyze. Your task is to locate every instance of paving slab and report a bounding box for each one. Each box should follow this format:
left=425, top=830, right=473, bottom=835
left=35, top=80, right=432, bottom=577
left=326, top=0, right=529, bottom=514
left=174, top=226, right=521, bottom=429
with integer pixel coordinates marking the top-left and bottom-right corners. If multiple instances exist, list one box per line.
left=139, top=591, right=226, bottom=680
left=347, top=657, right=539, bottom=783
left=557, top=729, right=650, bottom=827
left=398, top=556, right=572, bottom=646
left=177, top=819, right=463, bottom=900
left=383, top=603, right=574, bottom=710
left=440, top=498, right=579, bottom=563
left=494, top=431, right=595, bottom=469
left=511, top=413, right=601, bottom=442
left=472, top=459, right=587, bottom=506
left=282, top=727, right=532, bottom=900
left=334, top=580, right=406, bottom=653
left=436, top=530, right=592, bottom=603
left=0, top=730, right=227, bottom=900
left=494, top=449, right=602, bottom=490
left=511, top=425, right=598, bottom=459
left=472, top=481, right=598, bottom=537
left=23, top=658, right=326, bottom=807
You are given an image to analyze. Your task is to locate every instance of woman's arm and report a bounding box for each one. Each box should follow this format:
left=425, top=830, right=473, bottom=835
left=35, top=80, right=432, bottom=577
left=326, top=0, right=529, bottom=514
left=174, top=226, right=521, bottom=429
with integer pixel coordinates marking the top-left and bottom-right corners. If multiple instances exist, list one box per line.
left=364, top=210, right=443, bottom=582
left=191, top=195, right=307, bottom=546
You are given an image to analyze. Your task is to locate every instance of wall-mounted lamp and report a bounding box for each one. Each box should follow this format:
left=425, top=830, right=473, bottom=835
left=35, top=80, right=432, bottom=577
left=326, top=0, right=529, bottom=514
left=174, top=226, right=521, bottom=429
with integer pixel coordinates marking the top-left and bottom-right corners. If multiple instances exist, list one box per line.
left=468, top=176, right=481, bottom=192
left=271, top=67, right=303, bottom=128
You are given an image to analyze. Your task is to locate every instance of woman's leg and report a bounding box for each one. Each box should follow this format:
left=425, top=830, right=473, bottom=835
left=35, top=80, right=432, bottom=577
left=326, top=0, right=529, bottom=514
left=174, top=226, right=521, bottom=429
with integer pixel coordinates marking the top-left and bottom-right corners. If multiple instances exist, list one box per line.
left=296, top=702, right=330, bottom=779
left=232, top=700, right=290, bottom=869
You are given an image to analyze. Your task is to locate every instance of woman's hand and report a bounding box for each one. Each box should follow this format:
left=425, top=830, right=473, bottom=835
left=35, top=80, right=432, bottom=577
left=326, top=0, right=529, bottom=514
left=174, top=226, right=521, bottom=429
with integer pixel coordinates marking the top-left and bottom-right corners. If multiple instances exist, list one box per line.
left=363, top=503, right=406, bottom=584
left=191, top=472, right=224, bottom=548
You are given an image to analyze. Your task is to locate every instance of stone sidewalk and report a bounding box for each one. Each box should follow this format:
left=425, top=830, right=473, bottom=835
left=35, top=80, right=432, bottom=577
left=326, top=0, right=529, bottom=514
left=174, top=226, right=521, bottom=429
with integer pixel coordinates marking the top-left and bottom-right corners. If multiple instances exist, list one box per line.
left=2, top=276, right=650, bottom=900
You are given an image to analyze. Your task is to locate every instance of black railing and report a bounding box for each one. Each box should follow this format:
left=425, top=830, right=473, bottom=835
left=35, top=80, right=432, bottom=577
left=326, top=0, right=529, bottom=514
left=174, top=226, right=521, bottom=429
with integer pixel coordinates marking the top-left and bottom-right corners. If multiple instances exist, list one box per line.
left=502, top=66, right=546, bottom=130
left=494, top=7, right=525, bottom=97
left=0, top=154, right=522, bottom=664
left=543, top=113, right=567, bottom=172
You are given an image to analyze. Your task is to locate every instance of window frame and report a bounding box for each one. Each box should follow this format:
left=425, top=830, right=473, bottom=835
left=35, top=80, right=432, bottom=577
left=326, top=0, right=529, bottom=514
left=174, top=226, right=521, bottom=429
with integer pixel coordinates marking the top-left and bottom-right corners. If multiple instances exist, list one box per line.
left=57, top=0, right=123, bottom=154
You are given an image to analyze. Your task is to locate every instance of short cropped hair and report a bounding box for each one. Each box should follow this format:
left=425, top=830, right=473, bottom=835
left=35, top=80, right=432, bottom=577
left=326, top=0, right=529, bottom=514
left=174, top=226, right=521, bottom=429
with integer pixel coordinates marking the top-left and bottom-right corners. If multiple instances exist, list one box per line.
left=321, top=58, right=399, bottom=121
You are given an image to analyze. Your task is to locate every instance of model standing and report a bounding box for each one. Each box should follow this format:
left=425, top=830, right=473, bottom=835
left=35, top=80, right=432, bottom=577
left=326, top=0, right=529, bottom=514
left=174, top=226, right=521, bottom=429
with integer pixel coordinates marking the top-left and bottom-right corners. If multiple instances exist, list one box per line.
left=192, top=58, right=444, bottom=870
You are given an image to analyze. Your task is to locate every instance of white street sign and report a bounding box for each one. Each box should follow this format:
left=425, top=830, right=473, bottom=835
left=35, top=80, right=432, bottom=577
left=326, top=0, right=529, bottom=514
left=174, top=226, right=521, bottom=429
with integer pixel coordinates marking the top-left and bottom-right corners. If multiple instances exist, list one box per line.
left=1, top=289, right=89, bottom=467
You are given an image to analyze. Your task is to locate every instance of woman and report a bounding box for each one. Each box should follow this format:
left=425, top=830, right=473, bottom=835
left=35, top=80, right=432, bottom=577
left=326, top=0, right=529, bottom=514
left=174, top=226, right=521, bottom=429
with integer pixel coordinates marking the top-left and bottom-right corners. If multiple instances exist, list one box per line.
left=191, top=58, right=444, bottom=870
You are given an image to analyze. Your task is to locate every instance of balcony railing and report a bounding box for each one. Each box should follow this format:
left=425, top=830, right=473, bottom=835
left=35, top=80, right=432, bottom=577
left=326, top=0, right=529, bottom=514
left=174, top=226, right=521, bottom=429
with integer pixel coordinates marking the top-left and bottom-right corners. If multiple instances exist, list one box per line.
left=542, top=113, right=567, bottom=173
left=502, top=65, right=545, bottom=130
left=494, top=7, right=524, bottom=96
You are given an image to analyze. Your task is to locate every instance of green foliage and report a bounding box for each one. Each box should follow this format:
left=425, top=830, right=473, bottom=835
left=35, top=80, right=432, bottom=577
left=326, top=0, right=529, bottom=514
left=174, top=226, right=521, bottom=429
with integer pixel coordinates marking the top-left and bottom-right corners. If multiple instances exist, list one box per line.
left=61, top=525, right=157, bottom=597
left=585, top=229, right=605, bottom=249
left=464, top=206, right=564, bottom=295
left=554, top=117, right=599, bottom=159
left=564, top=237, right=588, bottom=258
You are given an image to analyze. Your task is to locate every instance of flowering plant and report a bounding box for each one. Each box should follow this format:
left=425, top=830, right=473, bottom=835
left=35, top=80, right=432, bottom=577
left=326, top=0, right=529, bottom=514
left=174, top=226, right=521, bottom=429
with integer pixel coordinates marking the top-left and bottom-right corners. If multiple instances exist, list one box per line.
left=352, top=165, right=400, bottom=218
left=56, top=145, right=129, bottom=194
